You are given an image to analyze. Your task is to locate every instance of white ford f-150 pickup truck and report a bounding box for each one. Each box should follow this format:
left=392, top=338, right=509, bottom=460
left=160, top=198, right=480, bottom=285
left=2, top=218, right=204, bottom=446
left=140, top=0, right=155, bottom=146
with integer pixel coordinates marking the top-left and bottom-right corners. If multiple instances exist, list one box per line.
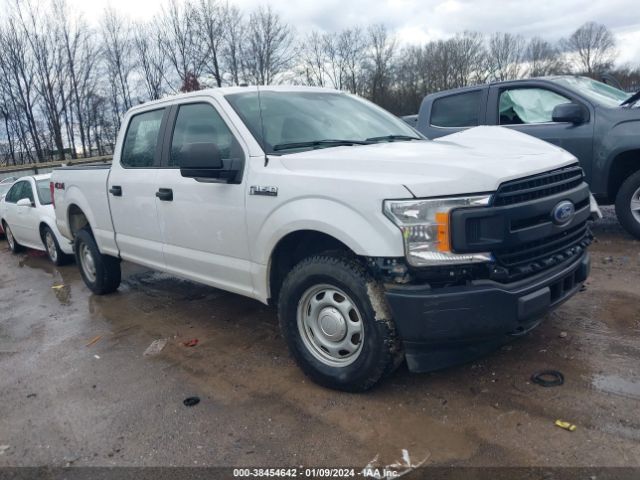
left=52, top=86, right=596, bottom=391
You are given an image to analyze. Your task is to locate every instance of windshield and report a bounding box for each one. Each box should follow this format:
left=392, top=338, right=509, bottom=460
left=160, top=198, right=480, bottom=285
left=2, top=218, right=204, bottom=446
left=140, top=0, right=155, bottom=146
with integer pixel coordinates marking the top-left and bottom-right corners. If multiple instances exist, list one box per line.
left=550, top=76, right=631, bottom=107
left=36, top=179, right=52, bottom=205
left=225, top=90, right=422, bottom=154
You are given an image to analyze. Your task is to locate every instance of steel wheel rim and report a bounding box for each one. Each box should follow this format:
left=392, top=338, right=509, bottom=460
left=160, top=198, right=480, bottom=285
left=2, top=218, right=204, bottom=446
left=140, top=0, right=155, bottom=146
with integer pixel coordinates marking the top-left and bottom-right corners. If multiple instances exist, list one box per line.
left=631, top=186, right=640, bottom=223
left=6, top=225, right=15, bottom=249
left=79, top=243, right=97, bottom=283
left=45, top=231, right=57, bottom=262
left=296, top=284, right=364, bottom=367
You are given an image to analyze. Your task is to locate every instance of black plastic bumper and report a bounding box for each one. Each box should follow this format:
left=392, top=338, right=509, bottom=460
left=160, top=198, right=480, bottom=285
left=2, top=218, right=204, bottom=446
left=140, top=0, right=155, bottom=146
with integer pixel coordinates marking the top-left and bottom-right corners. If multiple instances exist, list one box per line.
left=385, top=252, right=590, bottom=373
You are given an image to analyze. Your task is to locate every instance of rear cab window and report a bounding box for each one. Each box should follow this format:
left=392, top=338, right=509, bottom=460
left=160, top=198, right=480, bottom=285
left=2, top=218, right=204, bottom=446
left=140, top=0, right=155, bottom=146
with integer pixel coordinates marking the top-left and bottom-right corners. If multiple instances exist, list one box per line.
left=430, top=90, right=481, bottom=128
left=121, top=109, right=165, bottom=168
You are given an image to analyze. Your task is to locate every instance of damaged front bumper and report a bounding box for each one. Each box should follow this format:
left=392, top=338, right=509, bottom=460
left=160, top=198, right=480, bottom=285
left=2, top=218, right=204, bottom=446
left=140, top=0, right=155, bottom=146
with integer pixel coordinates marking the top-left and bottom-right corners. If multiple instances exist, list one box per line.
left=384, top=252, right=590, bottom=373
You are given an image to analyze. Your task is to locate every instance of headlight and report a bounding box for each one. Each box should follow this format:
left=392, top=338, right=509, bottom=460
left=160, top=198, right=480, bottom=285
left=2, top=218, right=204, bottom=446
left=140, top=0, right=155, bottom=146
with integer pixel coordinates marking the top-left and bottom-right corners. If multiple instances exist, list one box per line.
left=384, top=195, right=494, bottom=267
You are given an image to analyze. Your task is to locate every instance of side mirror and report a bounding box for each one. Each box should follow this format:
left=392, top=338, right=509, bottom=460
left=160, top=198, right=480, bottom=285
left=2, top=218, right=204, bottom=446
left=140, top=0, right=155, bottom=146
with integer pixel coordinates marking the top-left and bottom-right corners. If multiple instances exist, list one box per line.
left=17, top=198, right=33, bottom=207
left=179, top=142, right=224, bottom=179
left=552, top=103, right=588, bottom=125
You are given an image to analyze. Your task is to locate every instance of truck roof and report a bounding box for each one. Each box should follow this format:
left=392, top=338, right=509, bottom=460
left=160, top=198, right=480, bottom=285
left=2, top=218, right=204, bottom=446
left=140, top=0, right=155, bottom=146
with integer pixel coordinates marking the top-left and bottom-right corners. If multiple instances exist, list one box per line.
left=423, top=75, right=586, bottom=97
left=127, top=85, right=344, bottom=115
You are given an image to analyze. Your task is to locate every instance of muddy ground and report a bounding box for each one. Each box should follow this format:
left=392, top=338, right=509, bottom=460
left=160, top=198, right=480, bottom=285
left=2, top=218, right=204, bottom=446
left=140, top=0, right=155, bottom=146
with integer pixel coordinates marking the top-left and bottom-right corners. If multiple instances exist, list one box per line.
left=0, top=207, right=639, bottom=470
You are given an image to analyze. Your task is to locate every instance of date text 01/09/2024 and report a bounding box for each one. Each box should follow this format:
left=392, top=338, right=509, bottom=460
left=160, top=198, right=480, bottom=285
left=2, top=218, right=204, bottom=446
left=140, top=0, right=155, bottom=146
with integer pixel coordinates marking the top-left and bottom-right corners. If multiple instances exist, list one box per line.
left=232, top=467, right=400, bottom=478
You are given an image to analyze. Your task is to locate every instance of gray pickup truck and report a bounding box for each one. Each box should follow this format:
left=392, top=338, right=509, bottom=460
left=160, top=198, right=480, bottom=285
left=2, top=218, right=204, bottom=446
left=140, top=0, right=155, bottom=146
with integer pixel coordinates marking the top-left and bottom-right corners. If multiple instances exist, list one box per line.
left=407, top=76, right=640, bottom=238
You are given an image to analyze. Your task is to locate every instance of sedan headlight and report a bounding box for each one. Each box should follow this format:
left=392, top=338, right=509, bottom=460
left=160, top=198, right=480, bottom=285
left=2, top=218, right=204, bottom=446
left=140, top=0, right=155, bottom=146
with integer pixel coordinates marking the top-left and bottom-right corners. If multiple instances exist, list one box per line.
left=384, top=195, right=494, bottom=267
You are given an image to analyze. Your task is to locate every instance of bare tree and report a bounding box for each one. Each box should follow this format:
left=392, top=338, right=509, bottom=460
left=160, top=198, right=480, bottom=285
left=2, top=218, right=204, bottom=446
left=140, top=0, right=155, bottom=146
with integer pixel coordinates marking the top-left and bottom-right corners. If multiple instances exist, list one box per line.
left=196, top=0, right=225, bottom=87
left=366, top=24, right=396, bottom=106
left=133, top=25, right=166, bottom=100
left=221, top=4, right=244, bottom=85
left=101, top=7, right=134, bottom=116
left=563, top=22, right=616, bottom=75
left=157, top=0, right=207, bottom=88
left=243, top=6, right=295, bottom=85
left=526, top=37, right=565, bottom=76
left=300, top=31, right=327, bottom=87
left=487, top=32, right=526, bottom=81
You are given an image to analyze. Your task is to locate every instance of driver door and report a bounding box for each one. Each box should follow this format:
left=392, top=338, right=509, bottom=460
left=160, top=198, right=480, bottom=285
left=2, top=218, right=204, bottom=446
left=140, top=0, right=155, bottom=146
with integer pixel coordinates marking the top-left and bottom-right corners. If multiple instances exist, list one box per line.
left=154, top=100, right=253, bottom=297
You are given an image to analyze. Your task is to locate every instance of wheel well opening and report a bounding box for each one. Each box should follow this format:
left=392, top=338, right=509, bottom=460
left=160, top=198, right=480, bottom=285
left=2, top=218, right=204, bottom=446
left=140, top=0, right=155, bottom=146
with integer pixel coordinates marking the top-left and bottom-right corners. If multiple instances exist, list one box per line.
left=68, top=204, right=90, bottom=237
left=608, top=150, right=640, bottom=202
left=39, top=223, right=50, bottom=241
left=268, top=230, right=352, bottom=304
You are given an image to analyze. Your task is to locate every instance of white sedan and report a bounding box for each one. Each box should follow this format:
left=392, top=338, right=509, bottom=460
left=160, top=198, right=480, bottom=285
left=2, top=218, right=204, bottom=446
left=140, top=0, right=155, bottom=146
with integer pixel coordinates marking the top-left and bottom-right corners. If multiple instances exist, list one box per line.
left=0, top=174, right=73, bottom=265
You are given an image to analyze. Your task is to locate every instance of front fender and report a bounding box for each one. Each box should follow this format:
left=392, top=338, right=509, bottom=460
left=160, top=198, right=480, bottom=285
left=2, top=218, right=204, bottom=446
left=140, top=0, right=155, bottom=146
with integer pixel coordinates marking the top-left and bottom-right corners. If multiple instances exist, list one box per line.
left=595, top=118, right=640, bottom=197
left=254, top=197, right=404, bottom=266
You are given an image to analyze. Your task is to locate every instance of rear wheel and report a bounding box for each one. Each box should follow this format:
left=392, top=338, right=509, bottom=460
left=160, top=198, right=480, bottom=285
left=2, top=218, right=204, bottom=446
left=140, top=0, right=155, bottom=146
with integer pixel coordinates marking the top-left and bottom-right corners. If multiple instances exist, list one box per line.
left=615, top=170, right=640, bottom=239
left=42, top=226, right=71, bottom=266
left=3, top=222, right=23, bottom=253
left=278, top=253, right=402, bottom=392
left=74, top=228, right=121, bottom=294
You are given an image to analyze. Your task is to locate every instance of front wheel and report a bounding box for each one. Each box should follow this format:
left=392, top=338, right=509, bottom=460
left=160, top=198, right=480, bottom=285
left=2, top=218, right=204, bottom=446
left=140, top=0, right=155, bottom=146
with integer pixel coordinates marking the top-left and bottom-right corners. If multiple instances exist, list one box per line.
left=42, top=226, right=71, bottom=266
left=74, top=228, right=121, bottom=294
left=615, top=170, right=640, bottom=239
left=3, top=221, right=23, bottom=253
left=278, top=253, right=402, bottom=392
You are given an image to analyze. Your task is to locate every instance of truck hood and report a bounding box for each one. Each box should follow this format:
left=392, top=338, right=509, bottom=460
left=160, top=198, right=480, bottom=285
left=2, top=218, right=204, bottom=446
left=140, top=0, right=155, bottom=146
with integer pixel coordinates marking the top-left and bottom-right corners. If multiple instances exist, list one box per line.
left=278, top=126, right=578, bottom=198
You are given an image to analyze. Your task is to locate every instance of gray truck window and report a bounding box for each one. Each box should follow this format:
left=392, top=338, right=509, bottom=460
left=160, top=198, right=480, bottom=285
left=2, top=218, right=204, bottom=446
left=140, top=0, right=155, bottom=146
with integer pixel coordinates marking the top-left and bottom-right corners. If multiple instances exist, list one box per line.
left=121, top=109, right=165, bottom=168
left=499, top=88, right=570, bottom=125
left=170, top=103, right=242, bottom=167
left=431, top=91, right=481, bottom=128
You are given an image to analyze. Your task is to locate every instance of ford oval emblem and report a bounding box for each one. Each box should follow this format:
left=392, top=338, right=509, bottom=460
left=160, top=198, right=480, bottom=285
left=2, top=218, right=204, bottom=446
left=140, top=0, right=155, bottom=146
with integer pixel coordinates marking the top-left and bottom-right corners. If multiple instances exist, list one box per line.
left=552, top=200, right=575, bottom=225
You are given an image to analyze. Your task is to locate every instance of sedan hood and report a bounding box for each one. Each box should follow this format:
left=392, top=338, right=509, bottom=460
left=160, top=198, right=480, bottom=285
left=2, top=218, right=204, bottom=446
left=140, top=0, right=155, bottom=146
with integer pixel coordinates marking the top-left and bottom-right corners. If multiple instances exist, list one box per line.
left=278, top=126, right=578, bottom=198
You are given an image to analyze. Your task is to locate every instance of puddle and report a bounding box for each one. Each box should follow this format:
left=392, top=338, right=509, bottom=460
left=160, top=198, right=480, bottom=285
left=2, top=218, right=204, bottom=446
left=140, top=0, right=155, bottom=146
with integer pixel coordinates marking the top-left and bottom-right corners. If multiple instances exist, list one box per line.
left=592, top=374, right=640, bottom=400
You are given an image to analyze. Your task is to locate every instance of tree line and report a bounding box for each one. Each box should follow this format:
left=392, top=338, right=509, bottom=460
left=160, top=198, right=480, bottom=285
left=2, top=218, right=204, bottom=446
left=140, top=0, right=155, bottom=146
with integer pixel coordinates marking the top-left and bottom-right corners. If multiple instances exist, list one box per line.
left=1, top=0, right=638, bottom=165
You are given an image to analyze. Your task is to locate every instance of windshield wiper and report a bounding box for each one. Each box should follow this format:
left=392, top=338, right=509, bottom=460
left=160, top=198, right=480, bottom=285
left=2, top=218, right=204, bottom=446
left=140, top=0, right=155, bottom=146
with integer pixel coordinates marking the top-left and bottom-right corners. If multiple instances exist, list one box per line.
left=621, top=90, right=640, bottom=106
left=272, top=139, right=372, bottom=151
left=365, top=134, right=422, bottom=142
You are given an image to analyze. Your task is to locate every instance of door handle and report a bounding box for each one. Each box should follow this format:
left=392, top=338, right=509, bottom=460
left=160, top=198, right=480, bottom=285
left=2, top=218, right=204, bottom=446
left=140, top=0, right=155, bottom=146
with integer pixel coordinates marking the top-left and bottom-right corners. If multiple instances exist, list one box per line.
left=155, top=188, right=173, bottom=201
left=109, top=186, right=122, bottom=196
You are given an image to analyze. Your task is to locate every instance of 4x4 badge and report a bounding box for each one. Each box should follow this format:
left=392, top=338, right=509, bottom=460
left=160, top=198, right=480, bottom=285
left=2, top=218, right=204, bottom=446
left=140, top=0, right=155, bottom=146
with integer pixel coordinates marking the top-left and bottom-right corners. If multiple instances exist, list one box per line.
left=250, top=186, right=278, bottom=197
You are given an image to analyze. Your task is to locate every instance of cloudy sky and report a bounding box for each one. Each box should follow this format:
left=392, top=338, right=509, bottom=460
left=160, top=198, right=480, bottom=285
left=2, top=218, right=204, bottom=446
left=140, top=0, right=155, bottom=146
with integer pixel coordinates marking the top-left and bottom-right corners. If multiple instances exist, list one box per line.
left=65, top=0, right=640, bottom=65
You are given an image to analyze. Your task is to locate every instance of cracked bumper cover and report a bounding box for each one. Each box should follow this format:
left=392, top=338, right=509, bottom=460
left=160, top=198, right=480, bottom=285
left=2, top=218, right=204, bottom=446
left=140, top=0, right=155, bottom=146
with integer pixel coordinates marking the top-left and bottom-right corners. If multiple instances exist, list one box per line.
left=384, top=252, right=590, bottom=373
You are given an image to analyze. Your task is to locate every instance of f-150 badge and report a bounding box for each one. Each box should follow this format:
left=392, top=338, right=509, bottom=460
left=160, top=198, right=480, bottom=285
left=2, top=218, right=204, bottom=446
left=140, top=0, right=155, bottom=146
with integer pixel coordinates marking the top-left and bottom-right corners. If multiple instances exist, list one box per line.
left=249, top=186, right=278, bottom=197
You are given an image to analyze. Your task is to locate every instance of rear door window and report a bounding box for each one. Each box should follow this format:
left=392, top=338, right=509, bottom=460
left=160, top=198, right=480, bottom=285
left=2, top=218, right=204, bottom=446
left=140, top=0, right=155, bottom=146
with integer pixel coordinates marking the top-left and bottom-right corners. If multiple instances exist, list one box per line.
left=121, top=109, right=165, bottom=168
left=430, top=91, right=481, bottom=128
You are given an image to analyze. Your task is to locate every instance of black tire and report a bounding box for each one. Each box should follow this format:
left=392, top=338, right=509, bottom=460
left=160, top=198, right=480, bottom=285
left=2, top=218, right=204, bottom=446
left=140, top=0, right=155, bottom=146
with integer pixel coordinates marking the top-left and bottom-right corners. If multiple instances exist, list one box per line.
left=278, top=253, right=402, bottom=392
left=41, top=226, right=71, bottom=266
left=74, top=228, right=121, bottom=294
left=3, top=221, right=24, bottom=253
left=615, top=170, right=640, bottom=239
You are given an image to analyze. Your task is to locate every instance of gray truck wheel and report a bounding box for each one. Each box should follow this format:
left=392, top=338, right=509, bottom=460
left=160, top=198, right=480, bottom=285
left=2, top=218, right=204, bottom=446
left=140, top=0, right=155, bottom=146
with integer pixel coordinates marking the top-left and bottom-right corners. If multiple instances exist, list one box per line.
left=278, top=253, right=402, bottom=392
left=74, top=228, right=121, bottom=294
left=615, top=170, right=640, bottom=239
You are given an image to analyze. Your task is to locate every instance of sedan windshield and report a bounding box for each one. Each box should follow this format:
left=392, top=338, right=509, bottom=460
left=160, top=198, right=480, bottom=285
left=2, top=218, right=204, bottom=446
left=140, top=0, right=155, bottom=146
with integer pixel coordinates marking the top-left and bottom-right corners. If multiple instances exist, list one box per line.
left=550, top=76, right=631, bottom=107
left=225, top=90, right=422, bottom=154
left=36, top=179, right=52, bottom=205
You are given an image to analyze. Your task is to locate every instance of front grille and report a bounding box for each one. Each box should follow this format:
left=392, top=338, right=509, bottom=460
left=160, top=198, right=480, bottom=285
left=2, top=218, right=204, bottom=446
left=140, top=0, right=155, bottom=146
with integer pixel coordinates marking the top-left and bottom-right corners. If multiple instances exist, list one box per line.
left=493, top=165, right=584, bottom=206
left=495, top=223, right=591, bottom=268
left=489, top=164, right=591, bottom=281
